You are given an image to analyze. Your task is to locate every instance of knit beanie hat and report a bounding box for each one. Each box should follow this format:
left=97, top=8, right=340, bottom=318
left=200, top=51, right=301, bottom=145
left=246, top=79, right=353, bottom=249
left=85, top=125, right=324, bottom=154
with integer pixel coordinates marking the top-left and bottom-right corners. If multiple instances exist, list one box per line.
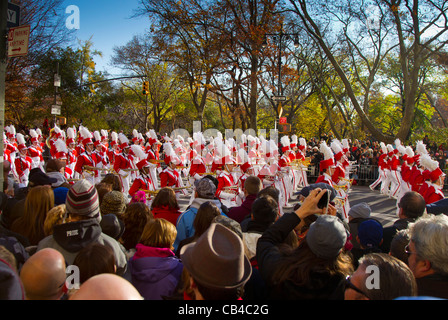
left=65, top=179, right=101, bottom=222
left=53, top=187, right=69, bottom=206
left=348, top=202, right=371, bottom=220
left=306, top=215, right=347, bottom=259
left=194, top=178, right=217, bottom=199
left=100, top=191, right=127, bottom=217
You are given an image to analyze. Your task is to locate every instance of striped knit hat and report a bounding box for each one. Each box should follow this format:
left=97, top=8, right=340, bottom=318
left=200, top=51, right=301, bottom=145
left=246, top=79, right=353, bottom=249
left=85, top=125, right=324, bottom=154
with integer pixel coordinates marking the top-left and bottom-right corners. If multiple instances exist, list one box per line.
left=65, top=179, right=101, bottom=222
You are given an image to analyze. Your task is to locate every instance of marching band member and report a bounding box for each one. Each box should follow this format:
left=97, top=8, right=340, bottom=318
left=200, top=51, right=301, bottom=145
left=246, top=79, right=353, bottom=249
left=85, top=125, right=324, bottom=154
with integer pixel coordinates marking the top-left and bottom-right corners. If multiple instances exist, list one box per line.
left=387, top=143, right=401, bottom=199
left=129, top=145, right=156, bottom=202
left=4, top=128, right=18, bottom=181
left=160, top=142, right=184, bottom=198
left=54, top=139, right=73, bottom=181
left=173, top=138, right=188, bottom=178
left=101, top=129, right=109, bottom=149
left=75, top=125, right=86, bottom=156
left=66, top=127, right=78, bottom=179
left=330, top=140, right=351, bottom=221
left=108, top=131, right=119, bottom=168
left=114, top=133, right=133, bottom=195
left=27, top=129, right=45, bottom=171
left=215, top=139, right=239, bottom=209
left=3, top=132, right=13, bottom=171
left=93, top=131, right=108, bottom=184
left=257, top=139, right=287, bottom=209
left=5, top=125, right=18, bottom=151
left=235, top=148, right=253, bottom=206
left=145, top=129, right=162, bottom=189
left=316, top=141, right=336, bottom=187
left=295, top=137, right=309, bottom=188
left=380, top=144, right=393, bottom=196
left=14, top=133, right=32, bottom=188
left=369, top=142, right=388, bottom=192
left=49, top=126, right=63, bottom=159
left=289, top=135, right=299, bottom=191
left=131, top=129, right=140, bottom=146
left=409, top=141, right=427, bottom=194
left=278, top=136, right=294, bottom=204
left=74, top=127, right=98, bottom=186
left=420, top=154, right=446, bottom=204
left=395, top=144, right=412, bottom=203
left=188, top=132, right=207, bottom=185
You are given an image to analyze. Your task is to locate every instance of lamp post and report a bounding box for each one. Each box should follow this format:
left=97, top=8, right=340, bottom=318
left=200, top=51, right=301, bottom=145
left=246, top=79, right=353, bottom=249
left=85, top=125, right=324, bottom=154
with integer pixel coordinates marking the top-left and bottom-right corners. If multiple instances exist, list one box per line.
left=262, top=29, right=299, bottom=131
left=53, top=62, right=61, bottom=126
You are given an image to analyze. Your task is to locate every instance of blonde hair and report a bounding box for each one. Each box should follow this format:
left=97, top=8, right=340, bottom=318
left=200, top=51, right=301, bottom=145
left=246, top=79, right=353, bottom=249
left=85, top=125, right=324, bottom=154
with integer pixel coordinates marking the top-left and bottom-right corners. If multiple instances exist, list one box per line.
left=44, top=204, right=67, bottom=236
left=139, top=218, right=177, bottom=249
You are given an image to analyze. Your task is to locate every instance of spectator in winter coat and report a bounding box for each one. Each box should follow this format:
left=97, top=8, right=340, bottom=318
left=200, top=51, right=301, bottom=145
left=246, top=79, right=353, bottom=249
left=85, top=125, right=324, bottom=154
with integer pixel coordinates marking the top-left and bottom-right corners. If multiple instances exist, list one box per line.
left=37, top=179, right=127, bottom=276
left=150, top=187, right=182, bottom=227
left=174, top=178, right=226, bottom=251
left=227, top=176, right=262, bottom=224
left=407, top=214, right=448, bottom=299
left=127, top=218, right=183, bottom=300
left=380, top=191, right=426, bottom=253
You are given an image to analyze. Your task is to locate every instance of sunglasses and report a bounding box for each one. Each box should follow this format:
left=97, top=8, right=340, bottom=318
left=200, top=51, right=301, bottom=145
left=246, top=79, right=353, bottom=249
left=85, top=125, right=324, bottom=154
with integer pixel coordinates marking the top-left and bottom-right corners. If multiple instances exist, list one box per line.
left=345, top=275, right=369, bottom=299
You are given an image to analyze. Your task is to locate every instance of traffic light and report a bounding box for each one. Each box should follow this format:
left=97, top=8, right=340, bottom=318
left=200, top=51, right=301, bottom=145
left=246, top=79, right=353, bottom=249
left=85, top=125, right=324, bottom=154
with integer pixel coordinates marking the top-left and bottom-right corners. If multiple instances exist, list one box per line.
left=142, top=81, right=149, bottom=95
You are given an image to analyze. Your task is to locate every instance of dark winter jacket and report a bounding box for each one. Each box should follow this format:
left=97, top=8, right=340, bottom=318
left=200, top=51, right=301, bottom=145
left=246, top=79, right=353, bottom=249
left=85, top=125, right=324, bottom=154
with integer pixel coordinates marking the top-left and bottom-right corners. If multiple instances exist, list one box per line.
left=127, top=244, right=183, bottom=300
left=227, top=194, right=257, bottom=224
left=257, top=213, right=346, bottom=300
left=37, top=218, right=127, bottom=275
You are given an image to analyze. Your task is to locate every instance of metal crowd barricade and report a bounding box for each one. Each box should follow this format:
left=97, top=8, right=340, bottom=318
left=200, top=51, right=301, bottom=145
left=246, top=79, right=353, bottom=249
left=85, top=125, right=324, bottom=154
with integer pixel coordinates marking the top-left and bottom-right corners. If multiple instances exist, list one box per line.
left=306, top=164, right=380, bottom=186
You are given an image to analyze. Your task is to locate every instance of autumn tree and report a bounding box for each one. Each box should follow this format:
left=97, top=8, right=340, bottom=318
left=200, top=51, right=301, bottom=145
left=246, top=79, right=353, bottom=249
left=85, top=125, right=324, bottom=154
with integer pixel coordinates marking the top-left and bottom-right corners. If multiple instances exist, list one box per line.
left=112, top=35, right=188, bottom=132
left=288, top=0, right=448, bottom=143
left=5, top=0, right=74, bottom=129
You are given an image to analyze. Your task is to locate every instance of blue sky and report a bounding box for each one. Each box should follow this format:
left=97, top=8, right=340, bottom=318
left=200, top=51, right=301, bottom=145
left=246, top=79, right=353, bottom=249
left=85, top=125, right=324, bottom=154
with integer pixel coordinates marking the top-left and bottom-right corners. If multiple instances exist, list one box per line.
left=62, top=0, right=149, bottom=76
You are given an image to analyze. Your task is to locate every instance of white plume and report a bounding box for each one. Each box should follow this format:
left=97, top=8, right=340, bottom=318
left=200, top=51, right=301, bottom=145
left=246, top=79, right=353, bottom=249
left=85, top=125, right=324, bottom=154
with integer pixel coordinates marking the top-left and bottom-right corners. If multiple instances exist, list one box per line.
left=131, top=145, right=146, bottom=160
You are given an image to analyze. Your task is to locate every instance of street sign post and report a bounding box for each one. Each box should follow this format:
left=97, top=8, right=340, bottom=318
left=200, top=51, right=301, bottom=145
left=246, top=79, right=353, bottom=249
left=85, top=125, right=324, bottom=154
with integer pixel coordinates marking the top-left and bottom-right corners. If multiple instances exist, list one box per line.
left=272, top=95, right=287, bottom=102
left=7, top=24, right=30, bottom=57
left=7, top=2, right=20, bottom=28
left=51, top=105, right=61, bottom=116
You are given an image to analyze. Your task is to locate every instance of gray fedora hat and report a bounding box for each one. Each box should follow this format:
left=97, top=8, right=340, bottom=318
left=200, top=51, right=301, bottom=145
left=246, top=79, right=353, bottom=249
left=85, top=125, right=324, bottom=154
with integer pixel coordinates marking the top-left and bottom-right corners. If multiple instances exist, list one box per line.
left=180, top=223, right=252, bottom=289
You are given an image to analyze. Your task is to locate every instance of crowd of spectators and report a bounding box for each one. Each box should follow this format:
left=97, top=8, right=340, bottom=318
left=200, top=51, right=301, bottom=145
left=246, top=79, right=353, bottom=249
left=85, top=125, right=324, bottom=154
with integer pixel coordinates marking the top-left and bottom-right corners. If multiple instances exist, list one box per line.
left=1, top=130, right=448, bottom=302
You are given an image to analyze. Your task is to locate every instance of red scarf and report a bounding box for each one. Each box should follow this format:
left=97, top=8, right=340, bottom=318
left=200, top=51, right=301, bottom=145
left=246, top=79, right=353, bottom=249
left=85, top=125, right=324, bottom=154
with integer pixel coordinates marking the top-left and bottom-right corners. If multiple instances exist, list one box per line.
left=132, top=244, right=175, bottom=260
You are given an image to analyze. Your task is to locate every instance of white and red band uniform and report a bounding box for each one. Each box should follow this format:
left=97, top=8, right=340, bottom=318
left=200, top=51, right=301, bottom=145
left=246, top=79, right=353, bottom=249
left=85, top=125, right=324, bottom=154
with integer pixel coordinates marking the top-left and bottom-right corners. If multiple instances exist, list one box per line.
left=114, top=133, right=133, bottom=195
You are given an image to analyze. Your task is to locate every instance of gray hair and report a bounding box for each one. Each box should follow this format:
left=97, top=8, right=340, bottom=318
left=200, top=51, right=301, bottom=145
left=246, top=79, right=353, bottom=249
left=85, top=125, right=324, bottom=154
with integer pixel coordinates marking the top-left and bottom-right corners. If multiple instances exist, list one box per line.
left=408, top=214, right=448, bottom=275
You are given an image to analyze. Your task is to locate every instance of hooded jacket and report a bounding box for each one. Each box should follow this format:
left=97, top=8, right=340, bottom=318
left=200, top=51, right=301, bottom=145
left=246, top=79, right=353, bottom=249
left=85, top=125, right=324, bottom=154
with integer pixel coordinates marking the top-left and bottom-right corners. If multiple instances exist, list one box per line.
left=127, top=245, right=183, bottom=300
left=37, top=218, right=127, bottom=275
left=173, top=197, right=225, bottom=251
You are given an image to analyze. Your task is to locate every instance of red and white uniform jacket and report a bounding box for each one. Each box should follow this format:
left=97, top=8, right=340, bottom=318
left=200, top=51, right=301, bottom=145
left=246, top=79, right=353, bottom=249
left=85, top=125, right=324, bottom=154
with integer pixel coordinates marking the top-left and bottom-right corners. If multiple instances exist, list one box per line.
left=160, top=167, right=181, bottom=189
left=27, top=145, right=44, bottom=169
left=146, top=149, right=160, bottom=166
left=113, top=152, right=132, bottom=176
left=409, top=167, right=424, bottom=193
left=129, top=173, right=155, bottom=197
left=75, top=151, right=97, bottom=176
left=316, top=173, right=334, bottom=187
left=216, top=170, right=238, bottom=203
left=278, top=154, right=291, bottom=169
left=332, top=163, right=346, bottom=185
left=14, top=154, right=32, bottom=186
left=423, top=183, right=445, bottom=205
left=189, top=156, right=207, bottom=180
